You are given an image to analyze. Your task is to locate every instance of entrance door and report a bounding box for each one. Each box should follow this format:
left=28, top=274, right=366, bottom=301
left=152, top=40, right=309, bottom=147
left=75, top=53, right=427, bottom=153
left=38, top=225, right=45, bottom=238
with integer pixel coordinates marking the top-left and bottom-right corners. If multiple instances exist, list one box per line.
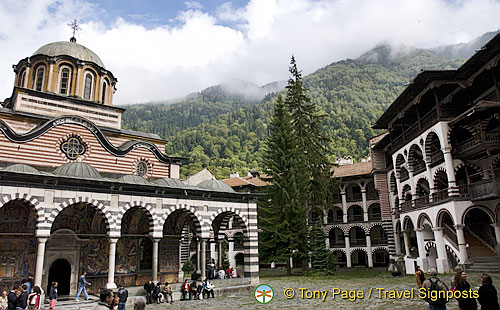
left=47, top=259, right=71, bottom=295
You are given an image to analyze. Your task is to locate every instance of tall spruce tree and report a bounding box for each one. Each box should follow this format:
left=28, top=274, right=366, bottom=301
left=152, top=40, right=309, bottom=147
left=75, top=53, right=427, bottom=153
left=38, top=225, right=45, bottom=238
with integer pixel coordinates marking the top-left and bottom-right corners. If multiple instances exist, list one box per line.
left=310, top=220, right=329, bottom=271
left=284, top=56, right=333, bottom=207
left=259, top=95, right=309, bottom=275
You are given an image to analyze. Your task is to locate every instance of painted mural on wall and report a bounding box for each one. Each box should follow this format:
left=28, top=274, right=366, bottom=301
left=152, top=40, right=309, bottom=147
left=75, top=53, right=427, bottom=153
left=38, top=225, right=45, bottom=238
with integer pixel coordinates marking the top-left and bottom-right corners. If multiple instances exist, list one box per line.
left=159, top=238, right=179, bottom=274
left=0, top=200, right=37, bottom=279
left=116, top=239, right=138, bottom=274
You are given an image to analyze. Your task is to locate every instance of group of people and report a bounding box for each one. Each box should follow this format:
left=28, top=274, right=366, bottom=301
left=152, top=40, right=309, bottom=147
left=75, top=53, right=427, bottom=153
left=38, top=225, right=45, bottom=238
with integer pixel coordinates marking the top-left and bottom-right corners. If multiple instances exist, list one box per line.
left=181, top=278, right=215, bottom=301
left=92, top=288, right=145, bottom=310
left=415, top=265, right=499, bottom=310
left=208, top=266, right=239, bottom=280
left=0, top=275, right=43, bottom=310
left=142, top=281, right=173, bottom=305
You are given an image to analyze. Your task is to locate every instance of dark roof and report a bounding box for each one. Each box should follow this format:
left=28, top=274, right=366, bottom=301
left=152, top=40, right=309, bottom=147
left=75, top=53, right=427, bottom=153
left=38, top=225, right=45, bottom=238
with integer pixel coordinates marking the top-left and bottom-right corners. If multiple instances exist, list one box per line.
left=374, top=32, right=500, bottom=129
left=331, top=161, right=373, bottom=178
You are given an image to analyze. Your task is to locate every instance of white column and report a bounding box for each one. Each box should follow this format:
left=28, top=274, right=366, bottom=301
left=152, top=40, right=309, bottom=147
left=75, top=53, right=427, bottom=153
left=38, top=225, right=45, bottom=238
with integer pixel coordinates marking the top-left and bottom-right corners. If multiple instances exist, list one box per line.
left=394, top=231, right=402, bottom=256
left=228, top=238, right=236, bottom=268
left=492, top=224, right=500, bottom=248
left=75, top=65, right=82, bottom=97
left=415, top=229, right=428, bottom=271
left=366, top=234, right=373, bottom=268
left=325, top=237, right=330, bottom=250
left=289, top=257, right=294, bottom=269
left=425, top=158, right=435, bottom=196
left=24, top=65, right=30, bottom=88
left=217, top=240, right=223, bottom=267
left=323, top=208, right=328, bottom=224
left=345, top=235, right=352, bottom=268
left=106, top=238, right=118, bottom=289
left=178, top=238, right=184, bottom=280
left=47, top=62, right=54, bottom=92
left=361, top=189, right=368, bottom=221
left=196, top=239, right=201, bottom=274
left=210, top=239, right=216, bottom=263
left=34, top=237, right=48, bottom=287
left=455, top=224, right=468, bottom=263
left=443, top=148, right=457, bottom=195
left=403, top=231, right=411, bottom=257
left=341, top=191, right=348, bottom=223
left=201, top=239, right=207, bottom=279
left=432, top=228, right=449, bottom=273
left=152, top=238, right=160, bottom=283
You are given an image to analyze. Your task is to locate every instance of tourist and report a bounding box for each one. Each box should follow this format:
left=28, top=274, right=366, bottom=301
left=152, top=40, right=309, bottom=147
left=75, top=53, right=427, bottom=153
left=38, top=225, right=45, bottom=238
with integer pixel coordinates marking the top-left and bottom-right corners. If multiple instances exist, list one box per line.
left=190, top=281, right=197, bottom=300
left=226, top=267, right=232, bottom=278
left=16, top=285, right=29, bottom=310
left=111, top=291, right=120, bottom=310
left=143, top=280, right=153, bottom=304
left=478, top=274, right=499, bottom=310
left=218, top=267, right=225, bottom=279
left=93, top=289, right=114, bottom=310
left=75, top=271, right=91, bottom=301
left=27, top=286, right=42, bottom=310
left=22, top=276, right=33, bottom=295
left=162, top=282, right=173, bottom=304
left=231, top=267, right=237, bottom=278
left=196, top=284, right=203, bottom=300
left=450, top=266, right=462, bottom=289
left=117, top=284, right=128, bottom=310
left=133, top=297, right=146, bottom=310
left=422, top=268, right=448, bottom=310
left=1, top=291, right=8, bottom=310
left=415, top=265, right=425, bottom=288
left=7, top=287, right=17, bottom=310
left=202, top=279, right=215, bottom=299
left=48, top=282, right=57, bottom=310
left=455, top=271, right=477, bottom=310
left=208, top=265, right=215, bottom=280
left=181, top=279, right=190, bottom=301
left=153, top=283, right=162, bottom=303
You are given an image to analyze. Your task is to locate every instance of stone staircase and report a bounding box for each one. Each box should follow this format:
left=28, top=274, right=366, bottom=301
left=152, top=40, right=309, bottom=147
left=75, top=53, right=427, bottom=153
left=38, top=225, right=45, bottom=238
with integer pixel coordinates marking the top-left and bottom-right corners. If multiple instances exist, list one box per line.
left=464, top=228, right=496, bottom=257
left=466, top=256, right=500, bottom=273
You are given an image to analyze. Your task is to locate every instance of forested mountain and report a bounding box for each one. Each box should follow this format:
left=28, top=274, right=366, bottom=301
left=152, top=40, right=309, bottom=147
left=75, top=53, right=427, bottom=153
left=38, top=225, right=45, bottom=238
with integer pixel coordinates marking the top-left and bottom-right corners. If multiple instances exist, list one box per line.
left=121, top=38, right=490, bottom=179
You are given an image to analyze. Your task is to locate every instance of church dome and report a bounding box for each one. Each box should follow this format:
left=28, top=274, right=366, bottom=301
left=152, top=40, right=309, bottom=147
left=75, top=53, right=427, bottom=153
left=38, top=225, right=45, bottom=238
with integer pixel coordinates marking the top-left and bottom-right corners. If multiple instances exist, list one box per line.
left=3, top=164, right=41, bottom=175
left=53, top=162, right=102, bottom=179
left=154, top=178, right=188, bottom=189
left=118, top=175, right=150, bottom=185
left=32, top=39, right=105, bottom=68
left=197, top=179, right=235, bottom=193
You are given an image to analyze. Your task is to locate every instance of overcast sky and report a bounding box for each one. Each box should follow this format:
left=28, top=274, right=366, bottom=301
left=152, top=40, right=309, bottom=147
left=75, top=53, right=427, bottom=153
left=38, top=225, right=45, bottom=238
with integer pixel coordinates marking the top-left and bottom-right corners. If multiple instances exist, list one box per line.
left=1, top=0, right=500, bottom=105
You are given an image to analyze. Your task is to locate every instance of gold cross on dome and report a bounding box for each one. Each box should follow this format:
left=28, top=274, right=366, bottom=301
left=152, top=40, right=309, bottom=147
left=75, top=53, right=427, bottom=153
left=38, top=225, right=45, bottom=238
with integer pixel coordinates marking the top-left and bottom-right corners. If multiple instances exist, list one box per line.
left=68, top=19, right=81, bottom=37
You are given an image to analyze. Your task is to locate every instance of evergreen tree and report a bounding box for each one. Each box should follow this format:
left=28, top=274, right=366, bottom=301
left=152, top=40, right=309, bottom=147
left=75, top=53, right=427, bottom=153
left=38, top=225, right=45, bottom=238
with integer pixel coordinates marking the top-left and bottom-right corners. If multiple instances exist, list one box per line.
left=284, top=56, right=333, bottom=207
left=259, top=95, right=309, bottom=275
left=310, top=220, right=329, bottom=271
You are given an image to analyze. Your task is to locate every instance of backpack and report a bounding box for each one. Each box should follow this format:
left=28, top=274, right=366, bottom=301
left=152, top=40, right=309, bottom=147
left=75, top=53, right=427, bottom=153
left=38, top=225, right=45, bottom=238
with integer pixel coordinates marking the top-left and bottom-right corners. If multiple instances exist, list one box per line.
left=428, top=279, right=448, bottom=306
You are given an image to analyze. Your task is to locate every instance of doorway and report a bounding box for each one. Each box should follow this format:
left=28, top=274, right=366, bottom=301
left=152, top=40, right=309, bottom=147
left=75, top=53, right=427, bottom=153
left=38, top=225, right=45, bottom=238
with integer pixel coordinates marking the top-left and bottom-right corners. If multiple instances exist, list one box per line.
left=47, top=259, right=71, bottom=295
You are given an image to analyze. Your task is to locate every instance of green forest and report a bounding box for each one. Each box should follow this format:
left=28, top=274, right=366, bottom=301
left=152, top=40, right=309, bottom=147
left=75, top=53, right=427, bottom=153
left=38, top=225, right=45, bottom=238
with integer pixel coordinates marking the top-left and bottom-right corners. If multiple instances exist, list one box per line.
left=121, top=45, right=465, bottom=179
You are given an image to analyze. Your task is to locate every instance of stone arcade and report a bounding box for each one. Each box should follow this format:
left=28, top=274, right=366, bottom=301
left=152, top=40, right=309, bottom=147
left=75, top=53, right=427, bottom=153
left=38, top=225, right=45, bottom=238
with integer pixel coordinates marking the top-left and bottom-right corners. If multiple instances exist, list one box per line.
left=0, top=37, right=259, bottom=295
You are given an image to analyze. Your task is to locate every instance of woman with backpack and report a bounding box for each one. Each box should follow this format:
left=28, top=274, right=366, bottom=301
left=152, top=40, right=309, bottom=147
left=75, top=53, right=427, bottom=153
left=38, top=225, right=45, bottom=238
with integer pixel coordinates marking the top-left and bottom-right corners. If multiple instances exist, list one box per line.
left=48, top=282, right=58, bottom=310
left=455, top=271, right=477, bottom=310
left=27, top=286, right=42, bottom=310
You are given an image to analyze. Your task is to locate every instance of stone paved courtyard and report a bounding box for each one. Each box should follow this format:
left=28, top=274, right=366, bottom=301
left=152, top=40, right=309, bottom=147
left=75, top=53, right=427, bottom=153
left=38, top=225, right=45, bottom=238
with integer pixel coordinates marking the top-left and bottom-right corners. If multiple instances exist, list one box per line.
left=140, top=269, right=500, bottom=309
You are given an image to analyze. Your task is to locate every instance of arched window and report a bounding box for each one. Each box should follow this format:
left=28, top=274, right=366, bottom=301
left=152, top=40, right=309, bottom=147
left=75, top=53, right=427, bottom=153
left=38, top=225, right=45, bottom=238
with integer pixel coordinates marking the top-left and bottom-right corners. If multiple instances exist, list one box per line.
left=101, top=78, right=109, bottom=104
left=34, top=67, right=45, bottom=91
left=59, top=67, right=71, bottom=95
left=83, top=72, right=94, bottom=100
left=17, top=68, right=26, bottom=87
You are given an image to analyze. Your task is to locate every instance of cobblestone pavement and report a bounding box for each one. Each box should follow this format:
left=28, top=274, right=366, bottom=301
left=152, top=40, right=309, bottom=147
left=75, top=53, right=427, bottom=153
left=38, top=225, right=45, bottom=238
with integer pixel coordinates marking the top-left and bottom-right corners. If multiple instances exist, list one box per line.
left=142, top=269, right=500, bottom=310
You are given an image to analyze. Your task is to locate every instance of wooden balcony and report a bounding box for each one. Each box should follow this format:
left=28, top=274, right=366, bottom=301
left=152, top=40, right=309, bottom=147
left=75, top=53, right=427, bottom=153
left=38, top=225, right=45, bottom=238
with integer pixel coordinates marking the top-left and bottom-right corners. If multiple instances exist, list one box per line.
left=452, top=133, right=500, bottom=157
left=432, top=189, right=449, bottom=203
left=461, top=179, right=500, bottom=201
left=414, top=195, right=429, bottom=208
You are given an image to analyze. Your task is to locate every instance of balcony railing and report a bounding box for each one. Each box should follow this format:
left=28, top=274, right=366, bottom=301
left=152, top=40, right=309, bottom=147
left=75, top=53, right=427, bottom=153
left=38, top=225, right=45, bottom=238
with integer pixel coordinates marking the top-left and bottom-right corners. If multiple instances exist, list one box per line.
left=400, top=201, right=413, bottom=212
left=348, top=215, right=364, bottom=222
left=349, top=238, right=367, bottom=247
left=371, top=238, right=388, bottom=246
left=414, top=195, right=430, bottom=208
left=327, top=218, right=343, bottom=224
left=430, top=152, right=445, bottom=167
left=432, top=189, right=449, bottom=203
left=329, top=241, right=346, bottom=248
left=400, top=170, right=410, bottom=182
left=368, top=213, right=382, bottom=221
left=453, top=133, right=500, bottom=154
left=347, top=193, right=362, bottom=202
left=469, top=179, right=500, bottom=200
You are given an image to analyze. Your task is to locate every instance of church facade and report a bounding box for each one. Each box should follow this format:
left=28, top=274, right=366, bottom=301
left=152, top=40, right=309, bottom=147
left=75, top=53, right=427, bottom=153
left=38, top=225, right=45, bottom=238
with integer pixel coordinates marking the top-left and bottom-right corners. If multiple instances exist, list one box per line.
left=0, top=37, right=259, bottom=295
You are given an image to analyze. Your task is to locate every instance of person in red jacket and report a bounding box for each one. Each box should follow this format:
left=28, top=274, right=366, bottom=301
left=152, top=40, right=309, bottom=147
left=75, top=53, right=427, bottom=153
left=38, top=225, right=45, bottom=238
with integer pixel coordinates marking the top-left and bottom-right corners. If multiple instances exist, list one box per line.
left=181, top=279, right=190, bottom=301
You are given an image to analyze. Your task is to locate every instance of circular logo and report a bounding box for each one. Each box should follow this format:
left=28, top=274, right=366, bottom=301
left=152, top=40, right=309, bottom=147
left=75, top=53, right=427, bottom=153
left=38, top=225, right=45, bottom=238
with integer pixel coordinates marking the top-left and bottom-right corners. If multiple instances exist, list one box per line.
left=254, top=284, right=274, bottom=304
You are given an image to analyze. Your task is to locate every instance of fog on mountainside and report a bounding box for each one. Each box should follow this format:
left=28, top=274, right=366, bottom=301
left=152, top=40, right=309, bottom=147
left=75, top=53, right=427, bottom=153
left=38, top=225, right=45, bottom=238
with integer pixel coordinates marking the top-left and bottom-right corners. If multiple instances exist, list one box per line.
left=121, top=31, right=495, bottom=179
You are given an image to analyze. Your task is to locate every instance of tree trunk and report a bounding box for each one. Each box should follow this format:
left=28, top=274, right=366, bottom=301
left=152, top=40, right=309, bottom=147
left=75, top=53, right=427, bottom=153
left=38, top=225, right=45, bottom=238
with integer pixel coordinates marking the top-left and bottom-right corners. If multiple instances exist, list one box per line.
left=287, top=260, right=292, bottom=276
